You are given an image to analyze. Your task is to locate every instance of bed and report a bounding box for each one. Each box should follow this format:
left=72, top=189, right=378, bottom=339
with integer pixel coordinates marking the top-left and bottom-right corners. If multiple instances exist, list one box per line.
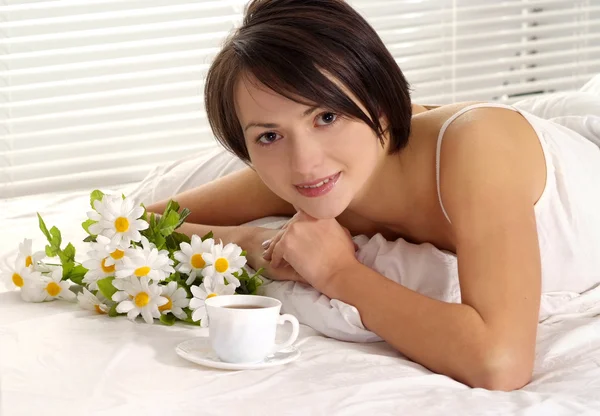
left=2, top=78, right=600, bottom=415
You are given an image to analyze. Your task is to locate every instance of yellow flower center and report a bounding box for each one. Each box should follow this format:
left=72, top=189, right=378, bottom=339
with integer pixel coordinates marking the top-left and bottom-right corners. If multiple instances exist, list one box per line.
left=25, top=255, right=33, bottom=268
left=101, top=258, right=115, bottom=274
left=159, top=296, right=172, bottom=312
left=206, top=293, right=217, bottom=300
left=191, top=253, right=206, bottom=269
left=46, top=282, right=61, bottom=297
left=215, top=258, right=229, bottom=273
left=94, top=304, right=106, bottom=314
left=134, top=292, right=150, bottom=308
left=134, top=266, right=151, bottom=277
left=114, top=217, right=130, bottom=233
left=12, top=273, right=24, bottom=287
left=110, top=249, right=125, bottom=260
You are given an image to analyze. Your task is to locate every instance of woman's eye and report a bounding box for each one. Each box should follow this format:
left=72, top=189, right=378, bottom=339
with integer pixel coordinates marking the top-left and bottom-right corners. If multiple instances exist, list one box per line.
left=257, top=132, right=281, bottom=145
left=315, top=112, right=338, bottom=126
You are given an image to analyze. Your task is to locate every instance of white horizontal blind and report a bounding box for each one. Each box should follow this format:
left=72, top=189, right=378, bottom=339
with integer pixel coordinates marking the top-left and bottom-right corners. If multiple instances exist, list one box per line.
left=352, top=0, right=599, bottom=104
left=0, top=0, right=247, bottom=198
left=1, top=0, right=598, bottom=198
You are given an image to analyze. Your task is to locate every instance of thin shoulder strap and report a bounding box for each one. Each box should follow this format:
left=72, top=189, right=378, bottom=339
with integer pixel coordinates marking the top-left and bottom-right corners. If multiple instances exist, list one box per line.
left=435, top=103, right=517, bottom=224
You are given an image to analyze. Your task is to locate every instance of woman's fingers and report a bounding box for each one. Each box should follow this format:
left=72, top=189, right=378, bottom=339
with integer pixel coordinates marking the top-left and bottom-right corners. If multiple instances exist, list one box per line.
left=262, top=217, right=295, bottom=260
left=269, top=237, right=286, bottom=269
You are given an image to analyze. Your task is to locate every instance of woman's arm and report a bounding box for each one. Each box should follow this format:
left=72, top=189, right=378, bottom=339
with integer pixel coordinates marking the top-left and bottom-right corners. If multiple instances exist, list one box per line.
left=145, top=166, right=296, bottom=246
left=146, top=166, right=296, bottom=225
left=327, top=111, right=543, bottom=390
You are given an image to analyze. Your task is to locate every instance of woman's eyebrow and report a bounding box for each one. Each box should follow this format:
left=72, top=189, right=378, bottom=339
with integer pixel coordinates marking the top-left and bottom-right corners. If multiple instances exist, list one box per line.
left=244, top=105, right=319, bottom=132
left=244, top=122, right=278, bottom=132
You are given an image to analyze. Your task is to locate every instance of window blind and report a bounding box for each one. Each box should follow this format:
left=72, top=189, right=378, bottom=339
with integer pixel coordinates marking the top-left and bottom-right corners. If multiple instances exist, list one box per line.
left=351, top=0, right=599, bottom=104
left=1, top=0, right=598, bottom=198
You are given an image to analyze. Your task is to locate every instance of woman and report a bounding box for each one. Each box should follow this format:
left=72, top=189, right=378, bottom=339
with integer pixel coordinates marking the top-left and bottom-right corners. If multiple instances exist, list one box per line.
left=147, top=0, right=600, bottom=390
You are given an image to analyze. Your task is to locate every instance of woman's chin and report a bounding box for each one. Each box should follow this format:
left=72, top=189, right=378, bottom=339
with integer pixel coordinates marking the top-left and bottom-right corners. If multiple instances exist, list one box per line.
left=297, top=200, right=347, bottom=220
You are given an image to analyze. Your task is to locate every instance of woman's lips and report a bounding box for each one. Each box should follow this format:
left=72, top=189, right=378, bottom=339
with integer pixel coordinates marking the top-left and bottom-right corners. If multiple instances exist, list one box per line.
left=294, top=172, right=341, bottom=198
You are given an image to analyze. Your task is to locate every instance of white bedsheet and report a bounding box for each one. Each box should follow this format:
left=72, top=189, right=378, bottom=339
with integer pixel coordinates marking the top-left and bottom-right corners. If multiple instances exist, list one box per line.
left=2, top=170, right=600, bottom=416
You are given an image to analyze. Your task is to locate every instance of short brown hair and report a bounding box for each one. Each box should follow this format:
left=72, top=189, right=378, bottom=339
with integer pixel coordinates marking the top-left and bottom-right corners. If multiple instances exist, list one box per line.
left=204, top=0, right=412, bottom=163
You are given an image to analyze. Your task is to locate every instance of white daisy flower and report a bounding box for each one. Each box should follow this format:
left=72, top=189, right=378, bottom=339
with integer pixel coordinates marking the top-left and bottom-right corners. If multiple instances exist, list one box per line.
left=82, top=235, right=129, bottom=290
left=37, top=266, right=76, bottom=302
left=77, top=288, right=110, bottom=314
left=87, top=194, right=148, bottom=247
left=202, top=241, right=247, bottom=288
left=21, top=282, right=48, bottom=303
left=112, top=275, right=167, bottom=324
left=174, top=235, right=214, bottom=285
left=115, top=237, right=174, bottom=282
left=159, top=281, right=190, bottom=320
left=189, top=276, right=236, bottom=327
left=82, top=257, right=115, bottom=291
left=0, top=256, right=43, bottom=290
left=89, top=235, right=128, bottom=267
left=17, top=238, right=45, bottom=270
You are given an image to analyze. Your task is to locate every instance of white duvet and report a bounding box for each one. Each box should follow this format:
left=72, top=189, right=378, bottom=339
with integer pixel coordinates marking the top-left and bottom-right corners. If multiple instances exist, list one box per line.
left=1, top=77, right=600, bottom=415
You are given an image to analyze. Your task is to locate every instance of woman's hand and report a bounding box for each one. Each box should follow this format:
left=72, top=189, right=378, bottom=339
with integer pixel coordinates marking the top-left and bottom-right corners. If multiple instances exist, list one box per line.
left=262, top=210, right=359, bottom=295
left=242, top=227, right=308, bottom=284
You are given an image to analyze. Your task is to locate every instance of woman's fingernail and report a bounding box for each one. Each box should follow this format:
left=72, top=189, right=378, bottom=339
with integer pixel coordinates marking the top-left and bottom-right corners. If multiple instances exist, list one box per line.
left=262, top=251, right=269, bottom=259
left=261, top=239, right=271, bottom=249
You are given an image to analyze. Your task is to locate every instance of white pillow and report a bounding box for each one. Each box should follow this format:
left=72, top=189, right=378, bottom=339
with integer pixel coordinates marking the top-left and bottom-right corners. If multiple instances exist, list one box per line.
left=127, top=144, right=247, bottom=206
left=512, top=73, right=600, bottom=118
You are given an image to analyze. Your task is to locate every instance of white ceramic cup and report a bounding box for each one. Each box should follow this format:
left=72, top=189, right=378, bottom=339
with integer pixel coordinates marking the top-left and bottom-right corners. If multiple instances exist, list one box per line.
left=205, top=295, right=300, bottom=364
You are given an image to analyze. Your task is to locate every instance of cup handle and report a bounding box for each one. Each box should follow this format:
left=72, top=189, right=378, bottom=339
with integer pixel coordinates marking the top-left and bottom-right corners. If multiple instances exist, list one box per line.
left=270, top=314, right=300, bottom=354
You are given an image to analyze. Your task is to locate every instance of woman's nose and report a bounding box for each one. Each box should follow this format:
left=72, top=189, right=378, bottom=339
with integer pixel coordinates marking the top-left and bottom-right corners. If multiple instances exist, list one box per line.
left=289, top=135, right=324, bottom=176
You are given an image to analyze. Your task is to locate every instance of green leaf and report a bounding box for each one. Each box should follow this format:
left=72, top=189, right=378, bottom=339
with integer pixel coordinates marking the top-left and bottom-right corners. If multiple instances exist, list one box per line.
left=66, top=265, right=88, bottom=285
left=62, top=243, right=76, bottom=262
left=108, top=303, right=120, bottom=317
left=45, top=245, right=58, bottom=258
left=252, top=267, right=265, bottom=279
left=82, top=219, right=96, bottom=235
left=159, top=314, right=176, bottom=326
left=164, top=200, right=181, bottom=215
left=246, top=276, right=263, bottom=295
left=235, top=267, right=264, bottom=295
left=240, top=250, right=247, bottom=257
left=83, top=235, right=97, bottom=243
left=174, top=231, right=191, bottom=245
left=158, top=210, right=180, bottom=237
left=49, top=226, right=62, bottom=248
left=154, top=234, right=167, bottom=251
left=37, top=213, right=51, bottom=242
left=201, top=231, right=214, bottom=241
left=97, top=276, right=117, bottom=300
left=90, top=190, right=105, bottom=209
left=140, top=204, right=148, bottom=222
left=175, top=207, right=191, bottom=229
left=122, top=193, right=127, bottom=200
left=61, top=262, right=74, bottom=279
left=166, top=232, right=190, bottom=251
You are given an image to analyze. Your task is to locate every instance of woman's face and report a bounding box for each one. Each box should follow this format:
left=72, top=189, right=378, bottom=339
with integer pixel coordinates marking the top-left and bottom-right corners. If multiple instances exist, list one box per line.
left=234, top=75, right=385, bottom=219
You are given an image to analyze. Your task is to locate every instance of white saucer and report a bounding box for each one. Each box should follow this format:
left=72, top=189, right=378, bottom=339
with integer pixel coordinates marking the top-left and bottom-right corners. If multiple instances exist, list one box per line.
left=175, top=337, right=301, bottom=370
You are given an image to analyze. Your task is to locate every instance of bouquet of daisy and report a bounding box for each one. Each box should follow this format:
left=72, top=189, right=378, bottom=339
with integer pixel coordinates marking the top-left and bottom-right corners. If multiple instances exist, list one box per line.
left=1, top=190, right=263, bottom=326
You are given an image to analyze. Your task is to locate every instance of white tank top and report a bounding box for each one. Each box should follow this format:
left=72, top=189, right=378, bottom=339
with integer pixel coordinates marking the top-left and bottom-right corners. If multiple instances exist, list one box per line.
left=436, top=103, right=600, bottom=294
